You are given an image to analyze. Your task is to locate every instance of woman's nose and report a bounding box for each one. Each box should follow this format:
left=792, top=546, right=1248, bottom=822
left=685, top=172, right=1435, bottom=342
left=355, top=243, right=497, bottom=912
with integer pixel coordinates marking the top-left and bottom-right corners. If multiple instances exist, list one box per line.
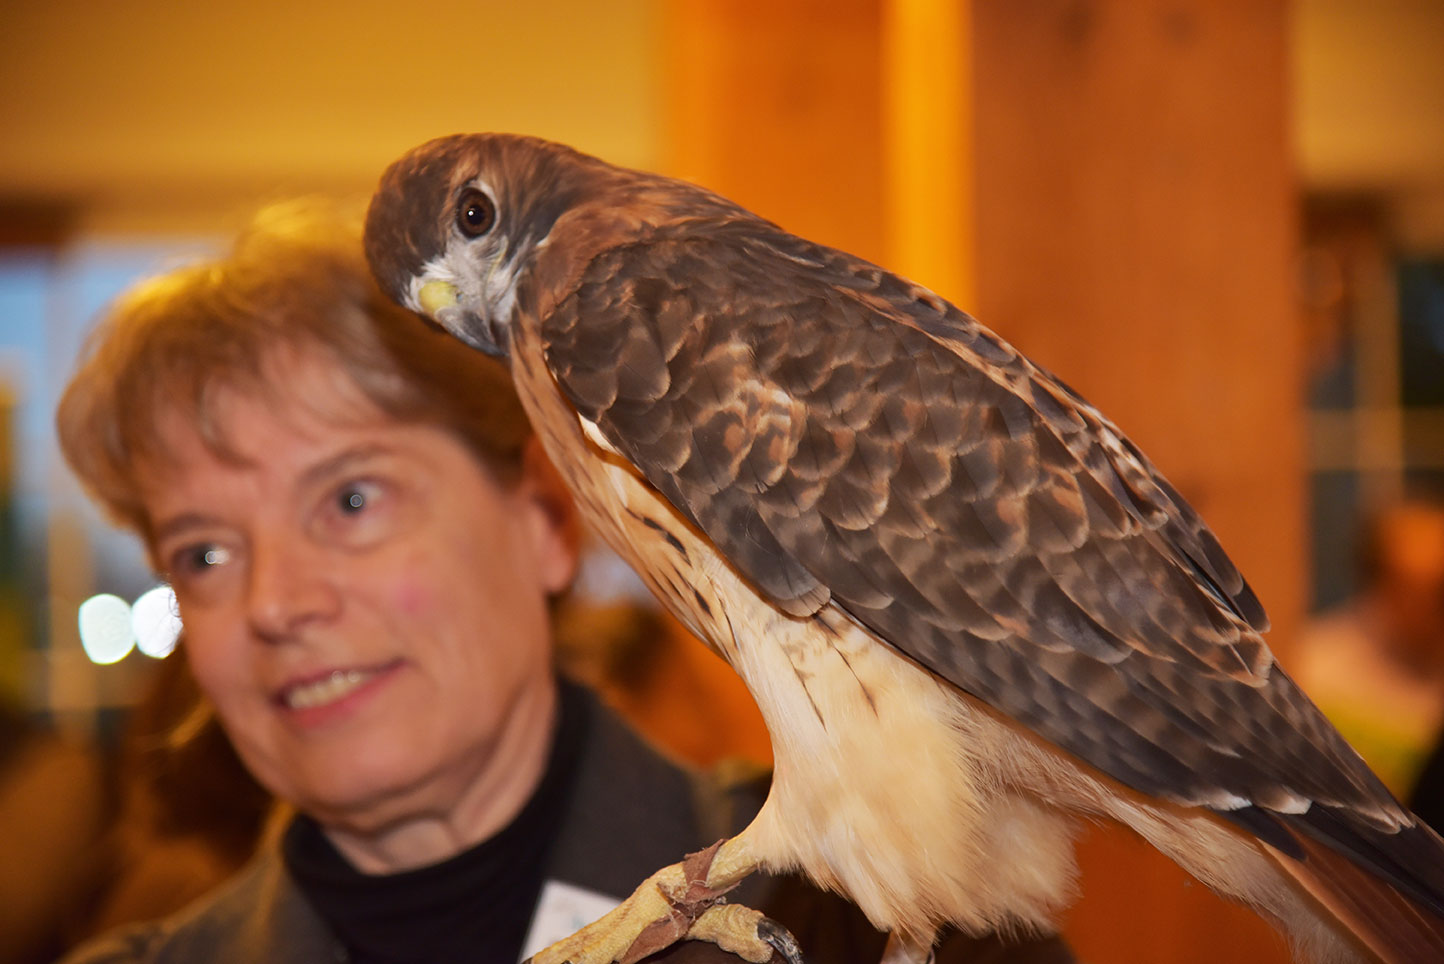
left=245, top=536, right=341, bottom=643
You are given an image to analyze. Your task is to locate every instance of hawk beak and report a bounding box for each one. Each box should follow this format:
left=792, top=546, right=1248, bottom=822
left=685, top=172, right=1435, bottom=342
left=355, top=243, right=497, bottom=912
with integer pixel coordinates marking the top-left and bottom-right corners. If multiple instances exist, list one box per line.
left=418, top=280, right=459, bottom=318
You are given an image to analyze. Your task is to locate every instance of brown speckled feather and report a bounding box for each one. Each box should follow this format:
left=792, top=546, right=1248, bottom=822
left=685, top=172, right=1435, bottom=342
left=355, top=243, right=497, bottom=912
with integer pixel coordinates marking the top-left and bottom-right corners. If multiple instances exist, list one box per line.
left=538, top=219, right=1443, bottom=904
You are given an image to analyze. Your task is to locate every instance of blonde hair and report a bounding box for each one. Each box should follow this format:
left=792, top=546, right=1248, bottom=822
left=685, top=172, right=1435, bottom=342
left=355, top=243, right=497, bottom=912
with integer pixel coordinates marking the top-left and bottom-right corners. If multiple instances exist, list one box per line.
left=56, top=199, right=531, bottom=543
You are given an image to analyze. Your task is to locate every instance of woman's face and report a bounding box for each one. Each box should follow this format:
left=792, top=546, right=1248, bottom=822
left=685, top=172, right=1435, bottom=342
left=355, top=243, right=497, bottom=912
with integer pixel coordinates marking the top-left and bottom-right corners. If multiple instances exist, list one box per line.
left=141, top=353, right=575, bottom=859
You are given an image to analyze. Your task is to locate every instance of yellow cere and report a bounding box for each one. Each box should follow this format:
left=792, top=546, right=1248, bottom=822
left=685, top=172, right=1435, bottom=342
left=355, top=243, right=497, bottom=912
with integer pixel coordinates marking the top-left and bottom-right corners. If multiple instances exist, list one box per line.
left=418, top=280, right=459, bottom=316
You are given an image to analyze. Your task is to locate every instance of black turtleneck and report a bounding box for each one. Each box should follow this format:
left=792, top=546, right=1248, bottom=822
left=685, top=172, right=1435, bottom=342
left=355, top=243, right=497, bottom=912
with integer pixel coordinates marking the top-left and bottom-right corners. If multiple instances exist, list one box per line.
left=282, top=680, right=587, bottom=964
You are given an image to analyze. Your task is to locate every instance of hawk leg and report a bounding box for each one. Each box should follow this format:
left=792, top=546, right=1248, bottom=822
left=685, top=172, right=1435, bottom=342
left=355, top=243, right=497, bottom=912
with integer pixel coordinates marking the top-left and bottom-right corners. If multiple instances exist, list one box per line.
left=879, top=931, right=936, bottom=964
left=528, top=836, right=801, bottom=964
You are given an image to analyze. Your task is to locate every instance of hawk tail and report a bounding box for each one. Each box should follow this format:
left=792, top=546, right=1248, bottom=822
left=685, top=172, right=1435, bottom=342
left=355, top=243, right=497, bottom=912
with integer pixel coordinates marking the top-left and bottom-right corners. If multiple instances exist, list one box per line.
left=1263, top=817, right=1444, bottom=963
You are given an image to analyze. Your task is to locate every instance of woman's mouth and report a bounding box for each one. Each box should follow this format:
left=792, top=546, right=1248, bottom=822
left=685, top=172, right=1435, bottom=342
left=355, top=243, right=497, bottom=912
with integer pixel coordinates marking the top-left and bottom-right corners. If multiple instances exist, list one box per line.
left=279, top=661, right=402, bottom=711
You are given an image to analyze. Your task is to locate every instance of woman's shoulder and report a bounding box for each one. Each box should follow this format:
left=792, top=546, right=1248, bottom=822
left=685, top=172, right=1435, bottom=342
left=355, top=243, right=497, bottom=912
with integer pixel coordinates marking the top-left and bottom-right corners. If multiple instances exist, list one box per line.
left=54, top=922, right=169, bottom=964
left=54, top=849, right=338, bottom=964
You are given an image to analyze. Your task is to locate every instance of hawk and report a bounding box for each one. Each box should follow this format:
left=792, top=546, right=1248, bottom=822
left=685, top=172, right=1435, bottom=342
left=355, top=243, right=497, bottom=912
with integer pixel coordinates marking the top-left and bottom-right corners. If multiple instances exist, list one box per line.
left=364, top=133, right=1444, bottom=964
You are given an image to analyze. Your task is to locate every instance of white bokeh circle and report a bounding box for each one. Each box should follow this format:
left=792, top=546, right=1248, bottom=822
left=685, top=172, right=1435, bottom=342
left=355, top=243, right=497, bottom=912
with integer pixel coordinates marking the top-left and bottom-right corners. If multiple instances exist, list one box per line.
left=132, top=585, right=183, bottom=658
left=78, top=593, right=136, bottom=665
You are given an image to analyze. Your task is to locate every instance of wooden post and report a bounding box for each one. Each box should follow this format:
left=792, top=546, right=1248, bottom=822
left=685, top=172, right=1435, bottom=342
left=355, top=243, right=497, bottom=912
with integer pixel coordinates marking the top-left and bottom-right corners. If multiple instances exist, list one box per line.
left=661, top=0, right=888, bottom=265
left=971, top=5, right=1300, bottom=961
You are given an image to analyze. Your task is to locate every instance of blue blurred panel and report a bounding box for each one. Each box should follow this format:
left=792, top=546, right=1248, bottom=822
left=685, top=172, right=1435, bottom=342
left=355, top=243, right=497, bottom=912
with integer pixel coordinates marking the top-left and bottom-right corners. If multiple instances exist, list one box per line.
left=46, top=239, right=221, bottom=598
left=0, top=240, right=217, bottom=495
left=0, top=252, right=52, bottom=456
left=1399, top=259, right=1444, bottom=408
left=47, top=240, right=218, bottom=427
left=1309, top=469, right=1361, bottom=612
left=0, top=250, right=50, bottom=353
left=1308, top=340, right=1356, bottom=410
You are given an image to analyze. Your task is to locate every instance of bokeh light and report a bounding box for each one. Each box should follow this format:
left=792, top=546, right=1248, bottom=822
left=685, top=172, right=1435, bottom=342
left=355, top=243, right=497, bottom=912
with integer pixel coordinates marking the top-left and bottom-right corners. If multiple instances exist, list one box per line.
left=77, top=593, right=136, bottom=665
left=132, top=584, right=183, bottom=658
left=78, top=586, right=184, bottom=663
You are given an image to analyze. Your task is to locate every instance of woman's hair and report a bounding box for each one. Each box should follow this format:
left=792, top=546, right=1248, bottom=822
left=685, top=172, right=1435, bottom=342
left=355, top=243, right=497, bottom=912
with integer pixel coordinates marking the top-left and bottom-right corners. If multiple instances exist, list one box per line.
left=56, top=199, right=532, bottom=544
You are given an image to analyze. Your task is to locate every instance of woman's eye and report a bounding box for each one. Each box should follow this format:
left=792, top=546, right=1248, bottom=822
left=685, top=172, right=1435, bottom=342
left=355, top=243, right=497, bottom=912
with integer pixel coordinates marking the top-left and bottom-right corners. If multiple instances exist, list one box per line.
left=173, top=543, right=231, bottom=575
left=316, top=478, right=399, bottom=547
left=335, top=482, right=378, bottom=515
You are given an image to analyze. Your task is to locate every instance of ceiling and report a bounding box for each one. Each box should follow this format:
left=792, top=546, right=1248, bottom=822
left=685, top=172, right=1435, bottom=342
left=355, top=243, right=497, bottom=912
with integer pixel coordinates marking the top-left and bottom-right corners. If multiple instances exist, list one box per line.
left=0, top=0, right=1440, bottom=244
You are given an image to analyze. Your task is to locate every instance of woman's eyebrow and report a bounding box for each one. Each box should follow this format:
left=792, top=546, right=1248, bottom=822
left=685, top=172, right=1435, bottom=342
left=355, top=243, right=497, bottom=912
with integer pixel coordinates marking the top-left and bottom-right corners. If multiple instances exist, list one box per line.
left=297, top=443, right=397, bottom=490
left=152, top=510, right=219, bottom=545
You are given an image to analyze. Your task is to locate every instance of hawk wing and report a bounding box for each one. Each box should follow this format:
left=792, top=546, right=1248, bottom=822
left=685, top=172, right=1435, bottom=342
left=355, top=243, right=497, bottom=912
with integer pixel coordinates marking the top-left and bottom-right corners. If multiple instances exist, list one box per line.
left=538, top=218, right=1444, bottom=913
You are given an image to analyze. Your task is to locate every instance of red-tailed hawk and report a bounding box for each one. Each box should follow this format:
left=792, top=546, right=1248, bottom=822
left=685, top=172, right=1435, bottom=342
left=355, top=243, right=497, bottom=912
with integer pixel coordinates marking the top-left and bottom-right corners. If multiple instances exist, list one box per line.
left=363, top=133, right=1444, bottom=964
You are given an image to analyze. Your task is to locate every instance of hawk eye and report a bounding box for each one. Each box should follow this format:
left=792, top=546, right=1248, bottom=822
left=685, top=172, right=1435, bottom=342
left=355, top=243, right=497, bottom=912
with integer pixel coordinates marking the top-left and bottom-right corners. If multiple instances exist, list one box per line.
left=455, top=189, right=496, bottom=238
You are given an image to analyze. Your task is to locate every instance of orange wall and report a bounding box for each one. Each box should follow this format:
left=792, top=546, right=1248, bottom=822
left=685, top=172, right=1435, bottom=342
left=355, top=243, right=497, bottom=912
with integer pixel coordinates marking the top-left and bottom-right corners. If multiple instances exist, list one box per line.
left=0, top=0, right=664, bottom=235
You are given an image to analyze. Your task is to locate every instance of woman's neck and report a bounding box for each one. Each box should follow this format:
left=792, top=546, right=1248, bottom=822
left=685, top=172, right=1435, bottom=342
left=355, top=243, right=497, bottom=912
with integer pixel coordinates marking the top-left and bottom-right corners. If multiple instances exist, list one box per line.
left=321, top=675, right=559, bottom=874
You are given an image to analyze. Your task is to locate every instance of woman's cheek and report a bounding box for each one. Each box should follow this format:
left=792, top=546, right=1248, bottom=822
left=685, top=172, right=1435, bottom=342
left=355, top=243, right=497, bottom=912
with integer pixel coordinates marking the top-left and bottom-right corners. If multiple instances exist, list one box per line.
left=182, top=624, right=237, bottom=699
left=388, top=575, right=438, bottom=620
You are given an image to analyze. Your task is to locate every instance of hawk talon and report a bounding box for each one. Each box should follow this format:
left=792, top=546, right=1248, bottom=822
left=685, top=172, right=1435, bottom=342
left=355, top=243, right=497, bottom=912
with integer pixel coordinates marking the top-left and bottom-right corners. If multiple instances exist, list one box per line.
left=755, top=917, right=805, bottom=964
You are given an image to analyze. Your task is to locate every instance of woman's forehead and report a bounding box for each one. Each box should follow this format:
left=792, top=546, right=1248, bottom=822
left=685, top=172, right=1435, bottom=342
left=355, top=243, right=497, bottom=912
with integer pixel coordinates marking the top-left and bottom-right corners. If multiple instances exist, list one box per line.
left=138, top=352, right=398, bottom=484
left=214, top=349, right=390, bottom=435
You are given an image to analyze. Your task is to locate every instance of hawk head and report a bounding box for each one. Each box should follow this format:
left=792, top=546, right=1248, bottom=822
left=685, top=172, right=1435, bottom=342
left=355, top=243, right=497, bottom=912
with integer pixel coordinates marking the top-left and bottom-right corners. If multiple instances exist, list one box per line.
left=363, top=133, right=604, bottom=358
left=366, top=133, right=756, bottom=360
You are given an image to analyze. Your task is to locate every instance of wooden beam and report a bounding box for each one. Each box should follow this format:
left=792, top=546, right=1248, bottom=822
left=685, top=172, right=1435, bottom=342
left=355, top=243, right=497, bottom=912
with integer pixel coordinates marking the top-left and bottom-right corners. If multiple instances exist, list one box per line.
left=661, top=0, right=887, bottom=265
left=881, top=0, right=975, bottom=306
left=972, top=4, right=1300, bottom=962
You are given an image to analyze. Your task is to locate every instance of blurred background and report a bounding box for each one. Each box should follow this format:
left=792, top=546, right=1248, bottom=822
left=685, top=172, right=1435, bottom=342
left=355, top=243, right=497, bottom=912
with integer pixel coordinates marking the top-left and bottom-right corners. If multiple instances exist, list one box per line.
left=2, top=1, right=1443, bottom=962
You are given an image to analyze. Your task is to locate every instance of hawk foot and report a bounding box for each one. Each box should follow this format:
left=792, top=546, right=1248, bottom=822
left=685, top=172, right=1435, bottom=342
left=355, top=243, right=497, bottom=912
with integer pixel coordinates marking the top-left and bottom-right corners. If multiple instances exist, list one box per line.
left=528, top=841, right=777, bottom=964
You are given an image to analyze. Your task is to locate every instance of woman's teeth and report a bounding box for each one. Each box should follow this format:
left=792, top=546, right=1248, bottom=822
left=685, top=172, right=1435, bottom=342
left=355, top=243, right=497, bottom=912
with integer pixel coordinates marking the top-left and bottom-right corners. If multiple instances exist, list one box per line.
left=283, top=668, right=376, bottom=710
